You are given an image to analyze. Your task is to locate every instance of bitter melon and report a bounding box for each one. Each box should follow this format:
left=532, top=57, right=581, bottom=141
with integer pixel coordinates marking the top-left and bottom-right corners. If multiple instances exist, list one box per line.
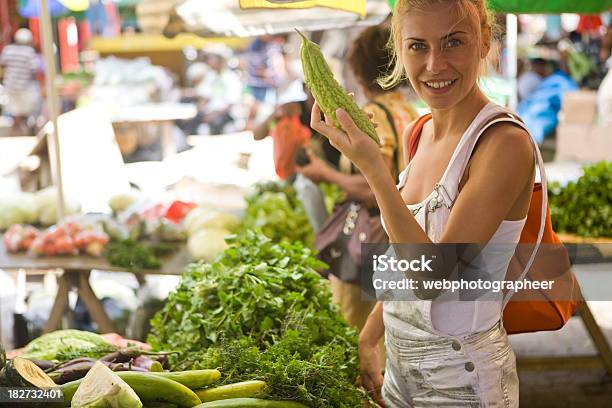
left=297, top=29, right=380, bottom=145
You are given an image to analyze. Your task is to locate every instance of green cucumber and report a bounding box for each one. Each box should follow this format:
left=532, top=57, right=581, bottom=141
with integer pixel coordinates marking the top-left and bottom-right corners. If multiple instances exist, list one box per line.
left=149, top=369, right=221, bottom=389
left=196, top=380, right=269, bottom=402
left=60, top=371, right=201, bottom=407
left=196, top=398, right=308, bottom=408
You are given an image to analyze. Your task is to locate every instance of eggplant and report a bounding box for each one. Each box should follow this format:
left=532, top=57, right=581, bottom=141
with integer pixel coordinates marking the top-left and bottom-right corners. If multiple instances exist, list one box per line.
left=0, top=342, right=5, bottom=371
left=29, top=359, right=58, bottom=371
left=99, top=348, right=143, bottom=363
left=49, top=359, right=149, bottom=384
left=132, top=355, right=157, bottom=371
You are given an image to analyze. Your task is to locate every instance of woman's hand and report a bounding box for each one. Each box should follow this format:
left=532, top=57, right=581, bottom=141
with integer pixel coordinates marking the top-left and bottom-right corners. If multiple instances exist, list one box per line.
left=310, top=102, right=383, bottom=175
left=359, top=338, right=385, bottom=407
left=296, top=150, right=331, bottom=183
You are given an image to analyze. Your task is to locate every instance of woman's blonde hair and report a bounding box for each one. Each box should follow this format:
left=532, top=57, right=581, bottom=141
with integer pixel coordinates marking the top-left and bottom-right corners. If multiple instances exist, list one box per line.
left=379, top=0, right=498, bottom=89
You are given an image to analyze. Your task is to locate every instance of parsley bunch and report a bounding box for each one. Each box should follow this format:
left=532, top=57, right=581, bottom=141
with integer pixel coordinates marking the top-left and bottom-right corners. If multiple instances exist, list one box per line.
left=147, top=232, right=365, bottom=406
left=549, top=161, right=612, bottom=237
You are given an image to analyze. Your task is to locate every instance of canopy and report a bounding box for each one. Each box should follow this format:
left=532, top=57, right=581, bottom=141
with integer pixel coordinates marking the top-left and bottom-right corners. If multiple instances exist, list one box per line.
left=486, top=0, right=612, bottom=14
left=386, top=0, right=612, bottom=14
left=137, top=0, right=390, bottom=38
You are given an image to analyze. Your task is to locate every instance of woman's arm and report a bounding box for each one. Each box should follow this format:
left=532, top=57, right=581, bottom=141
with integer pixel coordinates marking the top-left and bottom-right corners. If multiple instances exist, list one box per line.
left=252, top=110, right=275, bottom=141
left=358, top=302, right=385, bottom=405
left=298, top=152, right=394, bottom=208
left=359, top=301, right=384, bottom=346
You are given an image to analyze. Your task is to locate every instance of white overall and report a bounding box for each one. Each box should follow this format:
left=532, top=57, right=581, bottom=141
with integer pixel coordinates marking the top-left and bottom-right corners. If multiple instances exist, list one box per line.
left=381, top=103, right=548, bottom=407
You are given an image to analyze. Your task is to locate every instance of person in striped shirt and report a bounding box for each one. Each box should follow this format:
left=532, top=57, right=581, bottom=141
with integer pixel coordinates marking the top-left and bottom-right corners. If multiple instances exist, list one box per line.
left=0, top=28, right=41, bottom=135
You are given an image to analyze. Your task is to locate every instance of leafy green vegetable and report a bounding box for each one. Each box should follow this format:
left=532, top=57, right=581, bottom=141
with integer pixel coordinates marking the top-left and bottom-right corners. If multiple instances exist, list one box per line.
left=549, top=161, right=612, bottom=237
left=21, top=330, right=117, bottom=362
left=319, top=182, right=346, bottom=215
left=240, top=182, right=313, bottom=246
left=105, top=239, right=162, bottom=271
left=148, top=231, right=365, bottom=407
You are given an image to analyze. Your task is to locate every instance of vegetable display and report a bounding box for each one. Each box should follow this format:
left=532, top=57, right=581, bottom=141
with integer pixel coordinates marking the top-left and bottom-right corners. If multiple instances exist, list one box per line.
left=70, top=361, right=143, bottom=408
left=148, top=231, right=366, bottom=407
left=297, top=29, right=380, bottom=145
left=549, top=161, right=612, bottom=237
left=21, top=330, right=117, bottom=362
left=240, top=182, right=313, bottom=246
left=105, top=239, right=163, bottom=271
left=0, top=356, right=57, bottom=388
left=319, top=182, right=346, bottom=214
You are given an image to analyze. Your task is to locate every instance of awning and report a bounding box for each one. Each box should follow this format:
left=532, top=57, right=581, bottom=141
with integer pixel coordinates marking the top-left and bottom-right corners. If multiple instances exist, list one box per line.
left=387, top=0, right=612, bottom=14
left=486, top=0, right=612, bottom=14
left=136, top=0, right=391, bottom=38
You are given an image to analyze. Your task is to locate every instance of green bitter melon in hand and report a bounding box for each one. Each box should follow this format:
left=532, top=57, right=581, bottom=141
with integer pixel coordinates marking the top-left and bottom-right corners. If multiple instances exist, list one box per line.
left=297, top=29, right=380, bottom=145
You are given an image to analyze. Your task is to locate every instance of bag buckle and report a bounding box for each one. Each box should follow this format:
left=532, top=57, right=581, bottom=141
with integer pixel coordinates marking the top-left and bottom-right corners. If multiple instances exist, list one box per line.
left=428, top=183, right=453, bottom=212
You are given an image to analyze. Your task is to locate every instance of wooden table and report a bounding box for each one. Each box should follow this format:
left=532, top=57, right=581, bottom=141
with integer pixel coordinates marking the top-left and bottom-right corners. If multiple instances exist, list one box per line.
left=517, top=234, right=612, bottom=376
left=0, top=243, right=192, bottom=334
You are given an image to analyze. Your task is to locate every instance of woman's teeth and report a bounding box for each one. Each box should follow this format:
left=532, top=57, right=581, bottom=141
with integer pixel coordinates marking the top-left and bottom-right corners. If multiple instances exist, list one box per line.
left=425, top=79, right=456, bottom=89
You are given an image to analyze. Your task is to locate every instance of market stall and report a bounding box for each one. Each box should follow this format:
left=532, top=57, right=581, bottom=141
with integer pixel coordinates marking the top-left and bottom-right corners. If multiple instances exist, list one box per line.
left=1, top=1, right=610, bottom=406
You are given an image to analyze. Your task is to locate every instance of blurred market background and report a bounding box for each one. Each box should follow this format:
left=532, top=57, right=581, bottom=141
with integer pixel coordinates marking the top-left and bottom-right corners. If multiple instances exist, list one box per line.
left=0, top=1, right=611, bottom=407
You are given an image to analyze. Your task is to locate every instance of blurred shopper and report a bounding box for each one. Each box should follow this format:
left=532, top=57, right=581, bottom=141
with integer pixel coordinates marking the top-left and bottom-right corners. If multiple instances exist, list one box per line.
left=297, top=23, right=418, bottom=331
left=0, top=28, right=41, bottom=135
left=252, top=81, right=311, bottom=180
left=517, top=57, right=552, bottom=101
left=246, top=35, right=286, bottom=105
left=196, top=44, right=242, bottom=135
left=598, top=57, right=612, bottom=125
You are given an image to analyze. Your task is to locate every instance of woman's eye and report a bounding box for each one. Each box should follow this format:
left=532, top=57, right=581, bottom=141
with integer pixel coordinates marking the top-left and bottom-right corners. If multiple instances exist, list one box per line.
left=409, top=43, right=427, bottom=51
left=443, top=38, right=462, bottom=49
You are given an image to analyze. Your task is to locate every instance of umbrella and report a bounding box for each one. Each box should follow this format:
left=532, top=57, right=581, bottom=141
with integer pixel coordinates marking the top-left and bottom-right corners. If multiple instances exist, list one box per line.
left=19, top=0, right=67, bottom=17
left=136, top=0, right=390, bottom=38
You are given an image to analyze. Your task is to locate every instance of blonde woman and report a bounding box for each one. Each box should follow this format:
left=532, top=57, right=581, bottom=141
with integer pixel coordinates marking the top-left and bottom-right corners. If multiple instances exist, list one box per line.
left=310, top=1, right=543, bottom=406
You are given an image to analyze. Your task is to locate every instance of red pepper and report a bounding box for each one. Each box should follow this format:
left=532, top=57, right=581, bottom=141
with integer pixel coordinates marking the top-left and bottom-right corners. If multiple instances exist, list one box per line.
left=165, top=201, right=197, bottom=224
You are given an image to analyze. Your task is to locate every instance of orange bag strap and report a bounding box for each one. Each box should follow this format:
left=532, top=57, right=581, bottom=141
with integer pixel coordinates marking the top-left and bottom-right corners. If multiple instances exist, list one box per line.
left=406, top=113, right=432, bottom=162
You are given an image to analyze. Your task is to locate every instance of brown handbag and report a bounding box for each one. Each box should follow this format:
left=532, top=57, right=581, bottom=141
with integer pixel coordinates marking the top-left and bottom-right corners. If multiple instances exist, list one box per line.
left=314, top=201, right=387, bottom=283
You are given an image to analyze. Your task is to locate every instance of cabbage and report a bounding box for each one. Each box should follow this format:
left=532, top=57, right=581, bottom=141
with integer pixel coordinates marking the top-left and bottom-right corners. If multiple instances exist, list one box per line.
left=185, top=208, right=240, bottom=237
left=34, top=187, right=81, bottom=226
left=108, top=192, right=139, bottom=214
left=0, top=194, right=39, bottom=230
left=187, top=228, right=230, bottom=262
left=71, top=362, right=142, bottom=408
left=21, top=329, right=116, bottom=361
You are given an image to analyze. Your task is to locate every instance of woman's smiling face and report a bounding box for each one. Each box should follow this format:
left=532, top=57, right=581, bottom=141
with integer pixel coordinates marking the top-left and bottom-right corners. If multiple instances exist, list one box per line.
left=399, top=1, right=487, bottom=110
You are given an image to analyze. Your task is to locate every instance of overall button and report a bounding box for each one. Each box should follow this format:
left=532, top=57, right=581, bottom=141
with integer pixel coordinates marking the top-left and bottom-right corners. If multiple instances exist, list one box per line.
left=451, top=341, right=461, bottom=351
left=464, top=362, right=475, bottom=372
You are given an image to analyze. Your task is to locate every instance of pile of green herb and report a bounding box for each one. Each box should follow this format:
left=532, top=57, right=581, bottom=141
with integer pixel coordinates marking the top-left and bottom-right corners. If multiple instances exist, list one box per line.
left=147, top=231, right=365, bottom=407
left=240, top=181, right=313, bottom=246
left=549, top=161, right=612, bottom=237
left=105, top=238, right=162, bottom=271
left=319, top=182, right=346, bottom=214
